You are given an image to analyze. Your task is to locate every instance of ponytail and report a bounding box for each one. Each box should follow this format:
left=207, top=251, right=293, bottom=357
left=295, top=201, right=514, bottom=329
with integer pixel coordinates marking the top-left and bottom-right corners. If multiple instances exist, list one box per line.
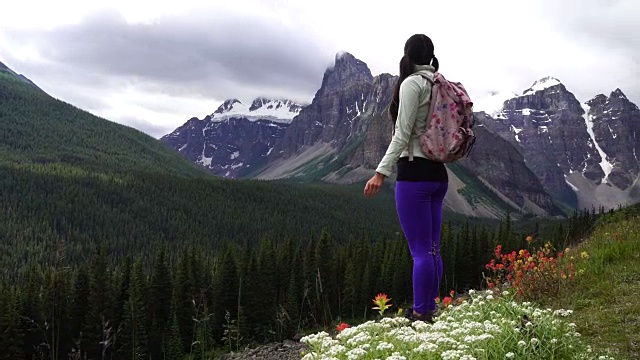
left=431, top=55, right=439, bottom=72
left=389, top=54, right=417, bottom=123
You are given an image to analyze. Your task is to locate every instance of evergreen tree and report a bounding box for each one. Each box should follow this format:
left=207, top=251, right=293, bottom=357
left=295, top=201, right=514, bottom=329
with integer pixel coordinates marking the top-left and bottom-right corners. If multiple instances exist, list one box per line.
left=70, top=267, right=90, bottom=355
left=83, top=245, right=114, bottom=359
left=0, top=287, right=24, bottom=359
left=118, top=260, right=147, bottom=360
left=165, top=314, right=183, bottom=360
left=173, top=249, right=195, bottom=352
left=148, top=245, right=173, bottom=358
left=213, top=245, right=239, bottom=343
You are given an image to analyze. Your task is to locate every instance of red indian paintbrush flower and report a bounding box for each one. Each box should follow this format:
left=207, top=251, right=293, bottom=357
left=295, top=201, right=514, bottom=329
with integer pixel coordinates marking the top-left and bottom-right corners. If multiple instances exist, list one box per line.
left=335, top=322, right=350, bottom=332
left=372, top=293, right=392, bottom=316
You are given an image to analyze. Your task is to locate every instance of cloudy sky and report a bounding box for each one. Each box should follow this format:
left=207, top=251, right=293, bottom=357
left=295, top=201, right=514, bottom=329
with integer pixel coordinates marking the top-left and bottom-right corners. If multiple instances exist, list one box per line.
left=1, top=0, right=638, bottom=138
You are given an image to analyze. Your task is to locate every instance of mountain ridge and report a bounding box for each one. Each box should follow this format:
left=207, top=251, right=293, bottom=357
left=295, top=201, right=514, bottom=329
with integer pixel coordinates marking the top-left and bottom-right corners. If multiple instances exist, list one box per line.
left=162, top=52, right=639, bottom=215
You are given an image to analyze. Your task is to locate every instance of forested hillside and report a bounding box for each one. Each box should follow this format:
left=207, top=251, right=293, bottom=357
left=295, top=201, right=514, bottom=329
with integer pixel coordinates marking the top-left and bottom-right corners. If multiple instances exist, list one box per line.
left=0, top=71, right=409, bottom=279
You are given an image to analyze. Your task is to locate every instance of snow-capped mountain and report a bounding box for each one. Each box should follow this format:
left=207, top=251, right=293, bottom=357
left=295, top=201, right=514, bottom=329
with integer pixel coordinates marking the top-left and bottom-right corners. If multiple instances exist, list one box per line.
left=163, top=53, right=639, bottom=216
left=481, top=77, right=640, bottom=209
left=210, top=98, right=303, bottom=123
left=160, top=97, right=306, bottom=177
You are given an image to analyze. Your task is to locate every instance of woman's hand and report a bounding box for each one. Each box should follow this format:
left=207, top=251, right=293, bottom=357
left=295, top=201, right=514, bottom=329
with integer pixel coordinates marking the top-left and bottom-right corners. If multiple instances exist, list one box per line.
left=364, top=172, right=386, bottom=197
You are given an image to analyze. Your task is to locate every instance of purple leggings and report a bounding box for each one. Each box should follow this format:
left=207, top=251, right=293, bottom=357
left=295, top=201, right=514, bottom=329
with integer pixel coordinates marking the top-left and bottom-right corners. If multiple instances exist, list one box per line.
left=395, top=181, right=448, bottom=314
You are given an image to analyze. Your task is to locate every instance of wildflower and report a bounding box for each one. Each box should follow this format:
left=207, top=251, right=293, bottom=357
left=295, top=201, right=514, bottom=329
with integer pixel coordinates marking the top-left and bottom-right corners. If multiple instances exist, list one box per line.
left=525, top=235, right=534, bottom=243
left=376, top=342, right=394, bottom=351
left=372, top=293, right=393, bottom=316
left=336, top=322, right=350, bottom=332
left=443, top=296, right=453, bottom=308
left=581, top=251, right=589, bottom=259
left=506, top=352, right=515, bottom=358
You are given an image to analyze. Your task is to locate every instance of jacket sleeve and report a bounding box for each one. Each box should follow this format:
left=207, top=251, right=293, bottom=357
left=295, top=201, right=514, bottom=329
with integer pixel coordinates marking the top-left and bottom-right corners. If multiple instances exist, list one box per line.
left=375, top=77, right=422, bottom=177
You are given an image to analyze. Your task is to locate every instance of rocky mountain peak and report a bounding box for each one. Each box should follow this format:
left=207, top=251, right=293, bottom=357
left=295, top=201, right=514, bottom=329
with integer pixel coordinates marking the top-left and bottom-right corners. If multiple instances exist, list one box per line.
left=586, top=94, right=608, bottom=107
left=214, top=99, right=242, bottom=115
left=522, top=76, right=562, bottom=96
left=610, top=88, right=628, bottom=101
left=317, top=52, right=373, bottom=96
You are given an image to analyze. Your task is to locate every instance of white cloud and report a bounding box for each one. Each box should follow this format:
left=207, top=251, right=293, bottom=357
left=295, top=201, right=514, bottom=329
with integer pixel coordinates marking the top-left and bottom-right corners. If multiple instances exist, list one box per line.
left=1, top=0, right=638, bottom=138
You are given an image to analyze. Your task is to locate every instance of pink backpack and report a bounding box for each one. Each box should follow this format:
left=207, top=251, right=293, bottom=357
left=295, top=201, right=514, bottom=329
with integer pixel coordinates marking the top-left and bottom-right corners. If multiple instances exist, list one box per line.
left=409, top=73, right=476, bottom=163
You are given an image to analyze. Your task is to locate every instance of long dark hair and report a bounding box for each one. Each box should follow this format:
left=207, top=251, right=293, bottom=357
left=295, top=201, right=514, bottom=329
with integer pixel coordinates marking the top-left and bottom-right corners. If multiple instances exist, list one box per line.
left=389, top=34, right=439, bottom=124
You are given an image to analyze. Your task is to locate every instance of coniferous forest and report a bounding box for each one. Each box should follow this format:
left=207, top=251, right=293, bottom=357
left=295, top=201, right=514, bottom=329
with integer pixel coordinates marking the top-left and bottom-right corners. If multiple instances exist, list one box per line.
left=0, top=209, right=601, bottom=359
left=0, top=64, right=608, bottom=358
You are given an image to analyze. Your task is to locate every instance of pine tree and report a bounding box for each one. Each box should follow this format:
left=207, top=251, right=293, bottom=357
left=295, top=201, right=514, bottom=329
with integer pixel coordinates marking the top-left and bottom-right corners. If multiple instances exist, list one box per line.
left=70, top=267, right=90, bottom=355
left=21, top=265, right=44, bottom=359
left=112, top=256, right=132, bottom=342
left=213, top=245, right=238, bottom=343
left=314, top=229, right=334, bottom=327
left=0, top=287, right=25, bottom=359
left=148, top=245, right=173, bottom=359
left=82, top=245, right=114, bottom=359
left=165, top=314, right=183, bottom=360
left=173, top=249, right=195, bottom=352
left=118, top=260, right=147, bottom=360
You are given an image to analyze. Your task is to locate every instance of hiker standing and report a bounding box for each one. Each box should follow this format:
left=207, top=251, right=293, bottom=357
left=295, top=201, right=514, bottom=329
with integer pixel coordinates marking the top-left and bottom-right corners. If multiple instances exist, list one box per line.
left=364, top=34, right=474, bottom=322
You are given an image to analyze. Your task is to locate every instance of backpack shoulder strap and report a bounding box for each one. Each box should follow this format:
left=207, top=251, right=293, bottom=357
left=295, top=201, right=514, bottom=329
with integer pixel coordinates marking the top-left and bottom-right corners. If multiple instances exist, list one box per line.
left=408, top=73, right=437, bottom=161
left=418, top=73, right=435, bottom=85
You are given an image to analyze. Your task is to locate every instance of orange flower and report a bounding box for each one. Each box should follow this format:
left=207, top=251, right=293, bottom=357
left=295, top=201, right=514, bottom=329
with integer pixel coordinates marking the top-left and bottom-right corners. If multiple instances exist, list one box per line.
left=336, top=322, right=350, bottom=332
left=373, top=293, right=390, bottom=304
left=525, top=235, right=534, bottom=243
left=372, top=293, right=393, bottom=316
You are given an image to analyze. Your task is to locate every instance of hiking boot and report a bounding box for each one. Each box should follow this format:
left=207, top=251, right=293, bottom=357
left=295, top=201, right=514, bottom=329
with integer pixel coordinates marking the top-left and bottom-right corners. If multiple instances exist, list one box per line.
left=404, top=307, right=436, bottom=323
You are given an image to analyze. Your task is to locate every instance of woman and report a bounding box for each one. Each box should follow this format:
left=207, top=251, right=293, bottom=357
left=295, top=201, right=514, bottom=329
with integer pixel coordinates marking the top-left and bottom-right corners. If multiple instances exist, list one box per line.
left=364, top=34, right=448, bottom=323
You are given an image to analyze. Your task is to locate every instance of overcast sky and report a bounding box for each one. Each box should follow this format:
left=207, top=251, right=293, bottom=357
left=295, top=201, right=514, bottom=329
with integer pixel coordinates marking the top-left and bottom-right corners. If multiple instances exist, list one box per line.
left=1, top=0, right=638, bottom=138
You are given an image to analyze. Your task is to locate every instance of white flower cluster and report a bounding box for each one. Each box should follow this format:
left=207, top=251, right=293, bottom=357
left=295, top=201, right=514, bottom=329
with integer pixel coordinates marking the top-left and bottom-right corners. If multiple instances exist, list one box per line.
left=300, top=289, right=609, bottom=360
left=554, top=309, right=574, bottom=317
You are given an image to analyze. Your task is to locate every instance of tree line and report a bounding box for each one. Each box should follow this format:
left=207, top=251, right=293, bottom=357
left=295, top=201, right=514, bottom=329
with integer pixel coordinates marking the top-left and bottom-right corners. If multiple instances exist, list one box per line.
left=0, top=207, right=602, bottom=359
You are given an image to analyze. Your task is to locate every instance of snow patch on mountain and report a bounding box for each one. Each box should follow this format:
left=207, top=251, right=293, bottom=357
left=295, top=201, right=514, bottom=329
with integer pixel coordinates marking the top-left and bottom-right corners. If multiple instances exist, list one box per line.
left=582, top=103, right=613, bottom=183
left=209, top=98, right=304, bottom=124
left=523, top=77, right=562, bottom=96
left=564, top=175, right=580, bottom=191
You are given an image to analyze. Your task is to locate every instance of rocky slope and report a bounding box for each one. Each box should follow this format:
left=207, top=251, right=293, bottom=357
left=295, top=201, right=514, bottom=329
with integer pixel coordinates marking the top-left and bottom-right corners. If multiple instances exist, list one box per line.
left=482, top=77, right=640, bottom=210
left=161, top=98, right=303, bottom=177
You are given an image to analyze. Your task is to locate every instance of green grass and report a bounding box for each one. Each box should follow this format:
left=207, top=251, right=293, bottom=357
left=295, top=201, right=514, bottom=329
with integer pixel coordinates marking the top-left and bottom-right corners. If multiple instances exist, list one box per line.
left=541, top=210, right=640, bottom=359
